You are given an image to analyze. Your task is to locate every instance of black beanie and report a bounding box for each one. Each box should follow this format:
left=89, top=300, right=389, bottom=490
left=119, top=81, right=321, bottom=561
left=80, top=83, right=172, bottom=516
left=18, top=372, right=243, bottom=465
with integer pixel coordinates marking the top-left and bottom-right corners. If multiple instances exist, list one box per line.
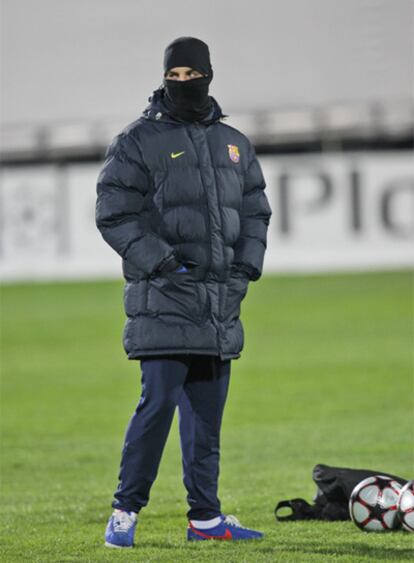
left=163, top=36, right=213, bottom=78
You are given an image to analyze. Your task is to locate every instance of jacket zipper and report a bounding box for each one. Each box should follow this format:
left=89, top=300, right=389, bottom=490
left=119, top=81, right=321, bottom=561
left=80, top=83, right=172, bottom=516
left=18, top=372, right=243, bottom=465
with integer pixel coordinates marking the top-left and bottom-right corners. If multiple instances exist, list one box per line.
left=187, top=124, right=212, bottom=273
left=187, top=123, right=222, bottom=356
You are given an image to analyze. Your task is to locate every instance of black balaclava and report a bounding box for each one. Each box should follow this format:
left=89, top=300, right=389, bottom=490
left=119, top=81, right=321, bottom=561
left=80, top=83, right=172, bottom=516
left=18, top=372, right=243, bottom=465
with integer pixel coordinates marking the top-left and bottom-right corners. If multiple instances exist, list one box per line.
left=162, top=36, right=213, bottom=122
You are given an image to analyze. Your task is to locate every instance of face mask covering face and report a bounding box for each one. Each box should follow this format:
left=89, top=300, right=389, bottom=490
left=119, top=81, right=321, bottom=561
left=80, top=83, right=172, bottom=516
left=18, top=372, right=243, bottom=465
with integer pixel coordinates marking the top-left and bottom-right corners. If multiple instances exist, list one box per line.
left=163, top=75, right=213, bottom=122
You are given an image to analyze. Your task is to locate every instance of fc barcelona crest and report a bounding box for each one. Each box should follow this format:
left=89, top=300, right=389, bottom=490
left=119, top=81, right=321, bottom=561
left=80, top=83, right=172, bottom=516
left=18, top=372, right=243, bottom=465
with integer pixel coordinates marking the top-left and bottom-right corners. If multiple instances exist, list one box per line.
left=227, top=144, right=240, bottom=163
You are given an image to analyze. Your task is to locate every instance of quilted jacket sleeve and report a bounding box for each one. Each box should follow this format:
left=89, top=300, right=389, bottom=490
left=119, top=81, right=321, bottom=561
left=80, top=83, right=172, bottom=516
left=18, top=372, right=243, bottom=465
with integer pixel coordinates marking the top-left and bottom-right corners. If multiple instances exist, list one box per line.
left=96, top=132, right=177, bottom=276
left=233, top=142, right=272, bottom=281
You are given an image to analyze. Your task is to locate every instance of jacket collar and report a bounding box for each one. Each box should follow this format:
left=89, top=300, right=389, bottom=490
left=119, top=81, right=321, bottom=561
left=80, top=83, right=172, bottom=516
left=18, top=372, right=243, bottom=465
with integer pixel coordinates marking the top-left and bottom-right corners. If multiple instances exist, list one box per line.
left=142, top=87, right=227, bottom=125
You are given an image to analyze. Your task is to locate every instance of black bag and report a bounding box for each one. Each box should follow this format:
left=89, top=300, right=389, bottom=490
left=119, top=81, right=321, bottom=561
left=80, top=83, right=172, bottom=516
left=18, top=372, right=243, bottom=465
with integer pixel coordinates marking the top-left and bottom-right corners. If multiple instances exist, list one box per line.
left=275, top=464, right=408, bottom=522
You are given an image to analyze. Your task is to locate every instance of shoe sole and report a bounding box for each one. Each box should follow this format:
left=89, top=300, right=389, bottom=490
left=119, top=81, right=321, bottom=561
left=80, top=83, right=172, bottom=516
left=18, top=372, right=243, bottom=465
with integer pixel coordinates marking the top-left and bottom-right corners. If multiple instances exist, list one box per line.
left=104, top=541, right=133, bottom=549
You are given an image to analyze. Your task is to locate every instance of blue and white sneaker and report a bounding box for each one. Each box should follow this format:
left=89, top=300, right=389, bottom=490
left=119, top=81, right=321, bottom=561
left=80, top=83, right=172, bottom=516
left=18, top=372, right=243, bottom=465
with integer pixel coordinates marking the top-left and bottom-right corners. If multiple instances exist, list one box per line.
left=104, top=509, right=137, bottom=548
left=187, top=514, right=263, bottom=541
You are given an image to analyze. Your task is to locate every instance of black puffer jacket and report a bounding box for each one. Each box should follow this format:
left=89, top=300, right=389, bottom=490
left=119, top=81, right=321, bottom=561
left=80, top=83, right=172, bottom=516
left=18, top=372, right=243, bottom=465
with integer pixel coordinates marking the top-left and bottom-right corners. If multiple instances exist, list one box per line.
left=96, top=88, right=272, bottom=360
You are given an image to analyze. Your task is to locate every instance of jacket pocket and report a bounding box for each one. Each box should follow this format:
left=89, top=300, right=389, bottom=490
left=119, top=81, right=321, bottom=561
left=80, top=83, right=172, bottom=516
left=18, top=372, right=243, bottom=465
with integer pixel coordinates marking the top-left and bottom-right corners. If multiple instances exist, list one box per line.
left=221, top=273, right=249, bottom=322
left=147, top=272, right=208, bottom=324
left=124, top=280, right=148, bottom=317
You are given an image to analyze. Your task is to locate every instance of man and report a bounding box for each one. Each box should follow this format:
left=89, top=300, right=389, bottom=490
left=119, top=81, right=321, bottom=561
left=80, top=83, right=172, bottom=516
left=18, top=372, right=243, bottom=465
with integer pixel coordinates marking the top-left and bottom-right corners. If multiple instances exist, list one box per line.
left=96, top=36, right=272, bottom=548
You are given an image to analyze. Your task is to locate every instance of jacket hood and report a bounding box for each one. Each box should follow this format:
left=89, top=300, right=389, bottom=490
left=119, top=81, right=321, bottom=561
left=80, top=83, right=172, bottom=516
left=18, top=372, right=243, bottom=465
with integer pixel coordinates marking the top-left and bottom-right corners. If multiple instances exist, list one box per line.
left=143, top=86, right=227, bottom=125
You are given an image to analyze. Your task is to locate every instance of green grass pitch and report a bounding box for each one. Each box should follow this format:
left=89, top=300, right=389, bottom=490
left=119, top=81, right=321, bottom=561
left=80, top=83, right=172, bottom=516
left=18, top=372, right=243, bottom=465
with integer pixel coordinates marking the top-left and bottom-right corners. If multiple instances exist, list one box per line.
left=1, top=270, right=413, bottom=562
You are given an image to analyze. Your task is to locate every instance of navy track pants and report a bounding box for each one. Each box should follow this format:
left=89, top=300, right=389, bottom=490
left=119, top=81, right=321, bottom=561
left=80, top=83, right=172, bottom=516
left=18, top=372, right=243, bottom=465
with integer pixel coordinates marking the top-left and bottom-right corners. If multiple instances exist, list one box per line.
left=111, top=354, right=231, bottom=520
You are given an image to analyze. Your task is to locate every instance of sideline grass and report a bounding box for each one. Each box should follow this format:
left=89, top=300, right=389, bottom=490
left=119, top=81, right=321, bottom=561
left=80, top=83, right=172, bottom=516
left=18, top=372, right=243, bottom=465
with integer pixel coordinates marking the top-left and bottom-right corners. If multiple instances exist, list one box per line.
left=1, top=270, right=413, bottom=562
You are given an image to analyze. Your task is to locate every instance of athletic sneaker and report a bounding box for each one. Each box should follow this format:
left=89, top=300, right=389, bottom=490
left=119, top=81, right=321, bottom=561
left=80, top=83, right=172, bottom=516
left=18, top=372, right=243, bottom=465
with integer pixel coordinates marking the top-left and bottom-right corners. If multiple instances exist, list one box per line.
left=187, top=514, right=263, bottom=541
left=104, top=509, right=137, bottom=548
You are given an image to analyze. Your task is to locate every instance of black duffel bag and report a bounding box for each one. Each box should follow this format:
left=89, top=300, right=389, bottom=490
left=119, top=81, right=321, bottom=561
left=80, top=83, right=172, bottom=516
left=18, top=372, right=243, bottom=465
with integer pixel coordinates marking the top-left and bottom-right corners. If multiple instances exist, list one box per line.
left=275, top=464, right=408, bottom=522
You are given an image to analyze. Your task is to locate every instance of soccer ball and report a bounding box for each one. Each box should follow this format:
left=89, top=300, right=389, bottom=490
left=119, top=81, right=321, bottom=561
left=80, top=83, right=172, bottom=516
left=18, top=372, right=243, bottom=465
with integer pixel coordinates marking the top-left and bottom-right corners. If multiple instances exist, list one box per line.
left=349, top=475, right=402, bottom=531
left=397, top=480, right=414, bottom=532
